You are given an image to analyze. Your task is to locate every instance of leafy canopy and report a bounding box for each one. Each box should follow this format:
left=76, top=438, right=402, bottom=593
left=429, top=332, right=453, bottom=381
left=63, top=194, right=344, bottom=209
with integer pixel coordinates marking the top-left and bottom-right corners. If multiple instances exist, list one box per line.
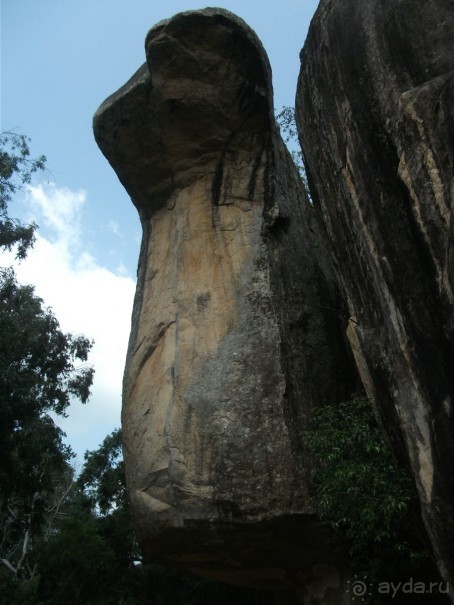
left=305, top=395, right=430, bottom=583
left=26, top=430, right=262, bottom=605
left=0, top=131, right=94, bottom=587
left=0, top=131, right=46, bottom=259
left=78, top=428, right=126, bottom=515
left=0, top=269, right=94, bottom=583
left=276, top=106, right=312, bottom=203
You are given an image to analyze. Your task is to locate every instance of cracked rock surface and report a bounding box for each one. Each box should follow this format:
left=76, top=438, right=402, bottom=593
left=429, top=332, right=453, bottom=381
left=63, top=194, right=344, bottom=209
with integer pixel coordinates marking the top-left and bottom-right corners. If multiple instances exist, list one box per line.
left=94, top=8, right=357, bottom=598
left=297, top=0, right=454, bottom=596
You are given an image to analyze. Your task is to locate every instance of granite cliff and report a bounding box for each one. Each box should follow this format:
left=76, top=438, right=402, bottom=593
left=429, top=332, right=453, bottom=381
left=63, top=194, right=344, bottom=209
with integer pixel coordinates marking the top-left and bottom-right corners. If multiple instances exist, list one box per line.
left=297, top=0, right=453, bottom=598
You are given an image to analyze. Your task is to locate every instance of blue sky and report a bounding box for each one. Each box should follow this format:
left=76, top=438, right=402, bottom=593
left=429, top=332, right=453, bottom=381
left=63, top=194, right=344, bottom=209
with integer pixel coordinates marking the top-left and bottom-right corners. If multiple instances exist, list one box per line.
left=1, top=0, right=319, bottom=460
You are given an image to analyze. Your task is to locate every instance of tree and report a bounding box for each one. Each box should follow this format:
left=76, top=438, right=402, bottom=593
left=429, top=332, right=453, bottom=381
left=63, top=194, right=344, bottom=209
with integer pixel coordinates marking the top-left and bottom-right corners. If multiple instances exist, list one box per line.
left=305, top=394, right=434, bottom=589
left=0, top=269, right=94, bottom=585
left=0, top=132, right=94, bottom=594
left=34, top=430, right=137, bottom=604
left=0, top=131, right=46, bottom=259
left=276, top=106, right=313, bottom=203
left=33, top=429, right=263, bottom=605
left=78, top=428, right=126, bottom=515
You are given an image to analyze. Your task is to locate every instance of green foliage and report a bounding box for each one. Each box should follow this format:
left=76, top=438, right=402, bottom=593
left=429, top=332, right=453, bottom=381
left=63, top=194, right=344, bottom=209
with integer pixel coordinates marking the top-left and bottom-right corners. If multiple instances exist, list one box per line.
left=25, top=430, right=262, bottom=605
left=276, top=106, right=299, bottom=143
left=0, top=268, right=94, bottom=585
left=276, top=106, right=312, bottom=203
left=0, top=268, right=94, bottom=420
left=0, top=131, right=46, bottom=259
left=305, top=395, right=429, bottom=581
left=36, top=515, right=119, bottom=605
left=0, top=566, right=40, bottom=605
left=78, top=428, right=126, bottom=515
left=0, top=130, right=98, bottom=598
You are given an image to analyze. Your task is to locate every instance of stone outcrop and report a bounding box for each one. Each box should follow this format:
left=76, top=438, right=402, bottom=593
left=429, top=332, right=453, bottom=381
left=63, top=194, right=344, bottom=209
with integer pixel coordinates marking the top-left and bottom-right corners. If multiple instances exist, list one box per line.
left=94, top=8, right=358, bottom=601
left=297, top=0, right=454, bottom=596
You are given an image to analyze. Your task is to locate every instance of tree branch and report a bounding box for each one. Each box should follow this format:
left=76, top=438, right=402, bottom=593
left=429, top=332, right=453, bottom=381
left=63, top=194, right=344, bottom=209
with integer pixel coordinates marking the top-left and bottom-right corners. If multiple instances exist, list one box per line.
left=0, top=556, right=17, bottom=575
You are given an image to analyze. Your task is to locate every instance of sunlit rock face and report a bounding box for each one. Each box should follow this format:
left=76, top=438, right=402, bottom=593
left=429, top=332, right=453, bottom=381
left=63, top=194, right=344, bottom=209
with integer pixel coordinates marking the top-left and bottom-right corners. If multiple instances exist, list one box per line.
left=297, top=0, right=454, bottom=597
left=94, top=8, right=357, bottom=600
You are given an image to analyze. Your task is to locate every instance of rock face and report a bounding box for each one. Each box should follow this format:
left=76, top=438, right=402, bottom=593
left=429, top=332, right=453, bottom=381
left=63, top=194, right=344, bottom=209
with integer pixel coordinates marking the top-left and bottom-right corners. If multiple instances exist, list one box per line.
left=297, top=0, right=454, bottom=595
left=94, top=8, right=357, bottom=600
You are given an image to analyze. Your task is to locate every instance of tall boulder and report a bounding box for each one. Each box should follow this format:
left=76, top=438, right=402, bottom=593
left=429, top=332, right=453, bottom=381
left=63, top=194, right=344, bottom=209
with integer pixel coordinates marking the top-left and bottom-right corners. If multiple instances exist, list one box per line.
left=297, top=0, right=454, bottom=594
left=94, top=8, right=357, bottom=600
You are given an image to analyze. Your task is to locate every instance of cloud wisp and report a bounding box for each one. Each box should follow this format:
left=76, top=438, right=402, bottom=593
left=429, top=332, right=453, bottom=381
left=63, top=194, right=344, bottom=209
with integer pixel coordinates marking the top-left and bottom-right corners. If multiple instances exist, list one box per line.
left=2, top=182, right=136, bottom=460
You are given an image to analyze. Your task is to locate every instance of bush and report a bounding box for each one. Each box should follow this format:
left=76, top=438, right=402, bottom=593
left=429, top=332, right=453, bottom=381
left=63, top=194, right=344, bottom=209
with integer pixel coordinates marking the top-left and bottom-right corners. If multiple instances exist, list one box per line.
left=305, top=394, right=430, bottom=582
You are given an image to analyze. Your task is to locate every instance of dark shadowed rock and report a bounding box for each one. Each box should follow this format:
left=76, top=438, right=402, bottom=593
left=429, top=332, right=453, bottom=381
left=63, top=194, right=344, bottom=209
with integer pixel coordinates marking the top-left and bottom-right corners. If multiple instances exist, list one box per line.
left=94, top=8, right=357, bottom=601
left=297, top=0, right=454, bottom=596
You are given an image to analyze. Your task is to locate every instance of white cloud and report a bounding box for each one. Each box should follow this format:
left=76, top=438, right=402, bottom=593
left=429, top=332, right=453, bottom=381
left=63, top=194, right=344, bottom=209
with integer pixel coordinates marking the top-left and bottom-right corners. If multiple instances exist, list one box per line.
left=1, top=183, right=136, bottom=460
left=106, top=219, right=122, bottom=237
left=27, top=183, right=86, bottom=249
left=115, top=261, right=130, bottom=277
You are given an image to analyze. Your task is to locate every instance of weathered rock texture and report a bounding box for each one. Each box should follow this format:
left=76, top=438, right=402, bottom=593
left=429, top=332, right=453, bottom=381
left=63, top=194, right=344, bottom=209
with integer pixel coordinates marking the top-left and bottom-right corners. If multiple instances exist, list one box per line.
left=297, top=0, right=454, bottom=595
left=94, top=8, right=357, bottom=601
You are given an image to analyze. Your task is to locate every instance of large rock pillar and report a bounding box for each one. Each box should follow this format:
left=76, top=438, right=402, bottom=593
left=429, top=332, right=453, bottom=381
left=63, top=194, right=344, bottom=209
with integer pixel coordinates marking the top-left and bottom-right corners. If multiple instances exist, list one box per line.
left=95, top=8, right=357, bottom=600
